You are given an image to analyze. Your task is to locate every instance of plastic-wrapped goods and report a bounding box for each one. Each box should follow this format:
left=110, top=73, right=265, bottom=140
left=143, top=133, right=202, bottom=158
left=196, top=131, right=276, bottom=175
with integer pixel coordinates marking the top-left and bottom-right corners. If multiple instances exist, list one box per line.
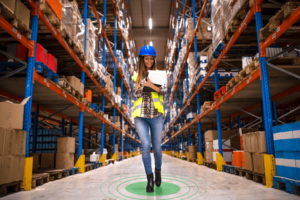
left=61, top=0, right=73, bottom=37
left=242, top=56, right=253, bottom=69
left=211, top=0, right=249, bottom=51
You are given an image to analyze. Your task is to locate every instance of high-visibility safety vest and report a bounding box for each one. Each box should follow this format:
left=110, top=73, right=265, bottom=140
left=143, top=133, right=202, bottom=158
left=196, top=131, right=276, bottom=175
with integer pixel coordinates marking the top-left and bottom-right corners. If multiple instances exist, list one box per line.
left=131, top=73, right=164, bottom=118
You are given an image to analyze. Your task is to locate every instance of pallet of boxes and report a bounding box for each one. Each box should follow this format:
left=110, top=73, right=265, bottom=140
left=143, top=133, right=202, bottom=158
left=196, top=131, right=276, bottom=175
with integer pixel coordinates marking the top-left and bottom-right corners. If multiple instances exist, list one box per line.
left=0, top=0, right=32, bottom=40
left=0, top=98, right=29, bottom=196
left=32, top=137, right=75, bottom=181
left=234, top=131, right=268, bottom=185
left=183, top=18, right=212, bottom=47
left=58, top=75, right=84, bottom=101
left=188, top=146, right=198, bottom=163
left=203, top=128, right=258, bottom=170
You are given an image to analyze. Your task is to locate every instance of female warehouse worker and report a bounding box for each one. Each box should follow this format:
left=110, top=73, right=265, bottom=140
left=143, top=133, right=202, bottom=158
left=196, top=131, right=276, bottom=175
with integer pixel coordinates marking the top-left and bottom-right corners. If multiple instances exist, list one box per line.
left=132, top=45, right=166, bottom=193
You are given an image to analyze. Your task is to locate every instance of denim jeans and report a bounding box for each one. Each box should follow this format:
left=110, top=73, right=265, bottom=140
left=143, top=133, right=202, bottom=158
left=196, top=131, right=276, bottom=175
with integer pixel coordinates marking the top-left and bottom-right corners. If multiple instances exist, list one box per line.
left=135, top=115, right=163, bottom=175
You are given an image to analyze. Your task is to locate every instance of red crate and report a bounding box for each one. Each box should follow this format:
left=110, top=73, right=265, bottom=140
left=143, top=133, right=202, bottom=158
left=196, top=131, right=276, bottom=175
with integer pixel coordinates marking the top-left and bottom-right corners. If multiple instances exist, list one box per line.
left=35, top=43, right=48, bottom=65
left=214, top=86, right=227, bottom=100
left=47, top=53, right=57, bottom=73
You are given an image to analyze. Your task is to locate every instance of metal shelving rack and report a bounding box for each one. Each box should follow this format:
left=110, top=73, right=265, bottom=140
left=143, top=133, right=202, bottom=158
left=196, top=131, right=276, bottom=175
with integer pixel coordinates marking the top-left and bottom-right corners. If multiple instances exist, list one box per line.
left=162, top=0, right=300, bottom=171
left=0, top=0, right=140, bottom=179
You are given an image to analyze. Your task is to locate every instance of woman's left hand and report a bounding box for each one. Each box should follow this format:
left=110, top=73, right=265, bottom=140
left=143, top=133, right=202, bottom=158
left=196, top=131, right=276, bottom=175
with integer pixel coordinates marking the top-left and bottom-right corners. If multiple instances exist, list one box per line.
left=143, top=78, right=153, bottom=87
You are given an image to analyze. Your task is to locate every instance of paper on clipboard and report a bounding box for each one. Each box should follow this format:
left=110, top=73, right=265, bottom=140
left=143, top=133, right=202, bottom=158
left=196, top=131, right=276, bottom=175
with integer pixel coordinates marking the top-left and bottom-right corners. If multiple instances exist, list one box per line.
left=148, top=70, right=167, bottom=86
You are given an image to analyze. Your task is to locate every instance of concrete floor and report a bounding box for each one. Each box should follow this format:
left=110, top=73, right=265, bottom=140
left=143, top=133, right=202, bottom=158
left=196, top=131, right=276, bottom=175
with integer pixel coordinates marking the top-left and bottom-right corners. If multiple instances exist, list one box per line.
left=1, top=154, right=299, bottom=200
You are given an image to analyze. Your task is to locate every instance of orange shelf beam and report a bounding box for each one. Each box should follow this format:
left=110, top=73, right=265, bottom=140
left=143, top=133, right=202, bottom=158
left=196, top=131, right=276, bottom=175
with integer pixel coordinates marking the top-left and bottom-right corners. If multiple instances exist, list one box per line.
left=0, top=16, right=34, bottom=54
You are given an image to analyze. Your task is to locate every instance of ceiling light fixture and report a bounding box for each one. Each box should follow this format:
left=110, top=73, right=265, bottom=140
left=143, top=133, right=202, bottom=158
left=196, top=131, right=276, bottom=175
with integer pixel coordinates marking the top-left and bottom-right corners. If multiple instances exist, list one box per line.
left=149, top=18, right=152, bottom=29
left=150, top=41, right=153, bottom=46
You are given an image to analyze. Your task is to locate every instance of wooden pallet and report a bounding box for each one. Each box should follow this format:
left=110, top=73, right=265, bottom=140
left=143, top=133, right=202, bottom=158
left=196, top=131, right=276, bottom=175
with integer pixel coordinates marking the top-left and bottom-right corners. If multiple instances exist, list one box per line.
left=0, top=2, right=32, bottom=40
left=108, top=159, right=115, bottom=164
left=224, top=0, right=253, bottom=43
left=245, top=170, right=266, bottom=185
left=234, top=167, right=246, bottom=176
left=259, top=2, right=300, bottom=42
left=85, top=164, right=92, bottom=172
left=0, top=181, right=22, bottom=197
left=58, top=77, right=84, bottom=102
left=273, top=176, right=300, bottom=195
left=39, top=1, right=61, bottom=26
left=33, top=169, right=67, bottom=181
left=32, top=173, right=50, bottom=189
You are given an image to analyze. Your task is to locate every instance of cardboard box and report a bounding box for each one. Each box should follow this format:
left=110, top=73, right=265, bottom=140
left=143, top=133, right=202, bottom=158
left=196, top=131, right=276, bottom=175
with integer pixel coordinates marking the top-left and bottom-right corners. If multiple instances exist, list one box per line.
left=1, top=128, right=25, bottom=156
left=0, top=156, right=23, bottom=184
left=256, top=131, right=267, bottom=153
left=0, top=0, right=16, bottom=14
left=188, top=146, right=199, bottom=153
left=0, top=97, right=30, bottom=129
left=65, top=76, right=83, bottom=95
left=206, top=151, right=213, bottom=162
left=41, top=153, right=56, bottom=169
left=57, top=137, right=75, bottom=153
left=15, top=129, right=27, bottom=156
left=56, top=153, right=74, bottom=169
left=244, top=152, right=253, bottom=171
left=0, top=156, right=14, bottom=184
left=17, top=156, right=25, bottom=181
left=15, top=0, right=30, bottom=28
left=253, top=153, right=266, bottom=174
left=205, top=142, right=213, bottom=152
left=30, top=153, right=40, bottom=170
left=0, top=128, right=4, bottom=156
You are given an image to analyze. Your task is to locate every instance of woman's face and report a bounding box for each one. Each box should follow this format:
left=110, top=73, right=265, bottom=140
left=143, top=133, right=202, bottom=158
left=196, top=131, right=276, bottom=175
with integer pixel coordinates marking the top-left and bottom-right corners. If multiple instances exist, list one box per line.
left=144, top=55, right=154, bottom=69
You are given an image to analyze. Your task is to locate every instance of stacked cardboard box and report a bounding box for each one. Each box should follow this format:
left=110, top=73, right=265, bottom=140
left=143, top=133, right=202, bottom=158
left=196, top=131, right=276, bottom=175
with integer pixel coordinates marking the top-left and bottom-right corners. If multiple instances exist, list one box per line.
left=205, top=142, right=213, bottom=163
left=41, top=153, right=56, bottom=169
left=211, top=0, right=248, bottom=51
left=65, top=76, right=84, bottom=96
left=0, top=128, right=27, bottom=185
left=56, top=137, right=75, bottom=169
left=106, top=75, right=114, bottom=95
left=204, top=129, right=259, bottom=163
left=273, top=122, right=300, bottom=180
left=242, top=131, right=267, bottom=173
left=188, top=146, right=199, bottom=161
left=184, top=18, right=212, bottom=44
left=0, top=0, right=31, bottom=28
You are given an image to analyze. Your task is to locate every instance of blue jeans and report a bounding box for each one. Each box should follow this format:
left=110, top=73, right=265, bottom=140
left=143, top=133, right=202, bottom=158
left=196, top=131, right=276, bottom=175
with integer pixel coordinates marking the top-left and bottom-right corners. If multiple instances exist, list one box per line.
left=135, top=115, right=163, bottom=175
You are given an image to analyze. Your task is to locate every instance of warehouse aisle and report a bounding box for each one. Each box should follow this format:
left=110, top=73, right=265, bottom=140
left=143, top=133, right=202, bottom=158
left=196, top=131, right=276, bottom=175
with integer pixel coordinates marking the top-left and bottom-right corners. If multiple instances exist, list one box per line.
left=1, top=155, right=298, bottom=200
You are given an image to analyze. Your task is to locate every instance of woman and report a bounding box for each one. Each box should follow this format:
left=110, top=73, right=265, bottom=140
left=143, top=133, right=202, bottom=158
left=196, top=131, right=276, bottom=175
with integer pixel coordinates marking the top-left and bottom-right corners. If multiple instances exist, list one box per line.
left=132, top=45, right=166, bottom=193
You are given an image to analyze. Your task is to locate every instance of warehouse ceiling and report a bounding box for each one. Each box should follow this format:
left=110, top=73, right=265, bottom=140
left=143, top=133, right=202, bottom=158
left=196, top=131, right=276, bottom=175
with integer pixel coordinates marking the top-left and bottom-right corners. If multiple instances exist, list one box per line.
left=129, top=0, right=172, bottom=69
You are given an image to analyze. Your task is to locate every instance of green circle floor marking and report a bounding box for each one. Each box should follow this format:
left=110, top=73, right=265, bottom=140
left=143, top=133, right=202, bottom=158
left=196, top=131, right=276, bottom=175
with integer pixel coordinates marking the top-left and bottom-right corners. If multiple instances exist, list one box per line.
left=125, top=181, right=181, bottom=196
left=100, top=173, right=207, bottom=200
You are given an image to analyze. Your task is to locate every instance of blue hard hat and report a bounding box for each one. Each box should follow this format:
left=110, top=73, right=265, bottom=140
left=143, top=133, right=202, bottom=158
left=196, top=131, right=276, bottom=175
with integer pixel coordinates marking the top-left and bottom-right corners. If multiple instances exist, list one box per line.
left=139, top=45, right=156, bottom=57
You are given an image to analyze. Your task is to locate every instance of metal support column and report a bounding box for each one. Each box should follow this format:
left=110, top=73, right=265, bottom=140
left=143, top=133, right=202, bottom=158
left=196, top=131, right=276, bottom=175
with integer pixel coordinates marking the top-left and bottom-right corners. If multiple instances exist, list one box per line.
left=24, top=0, right=39, bottom=157
left=78, top=0, right=88, bottom=158
left=214, top=69, right=223, bottom=155
left=229, top=117, right=233, bottom=130
left=255, top=5, right=274, bottom=155
left=237, top=116, right=241, bottom=129
left=33, top=104, right=39, bottom=153
left=192, top=0, right=202, bottom=154
left=112, top=16, right=117, bottom=155
left=100, top=0, right=107, bottom=156
left=183, top=0, right=191, bottom=146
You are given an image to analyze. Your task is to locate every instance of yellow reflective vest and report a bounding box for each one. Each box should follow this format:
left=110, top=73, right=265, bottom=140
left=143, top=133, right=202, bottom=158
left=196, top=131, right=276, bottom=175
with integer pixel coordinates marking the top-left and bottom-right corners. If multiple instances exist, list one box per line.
left=132, top=73, right=164, bottom=118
